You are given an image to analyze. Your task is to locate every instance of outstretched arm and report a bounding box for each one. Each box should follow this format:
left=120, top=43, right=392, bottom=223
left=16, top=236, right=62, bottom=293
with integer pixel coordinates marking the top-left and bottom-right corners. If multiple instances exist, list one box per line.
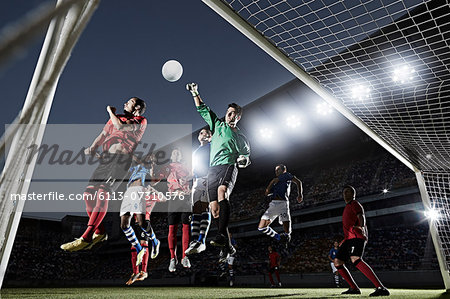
left=292, top=176, right=303, bottom=203
left=187, top=82, right=220, bottom=131
left=186, top=83, right=204, bottom=107
left=84, top=130, right=106, bottom=156
left=107, top=106, right=135, bottom=131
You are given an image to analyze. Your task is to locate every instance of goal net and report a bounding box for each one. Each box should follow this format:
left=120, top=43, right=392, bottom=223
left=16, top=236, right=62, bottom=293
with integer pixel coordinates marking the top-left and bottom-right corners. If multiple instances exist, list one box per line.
left=0, top=0, right=99, bottom=288
left=203, top=0, right=450, bottom=288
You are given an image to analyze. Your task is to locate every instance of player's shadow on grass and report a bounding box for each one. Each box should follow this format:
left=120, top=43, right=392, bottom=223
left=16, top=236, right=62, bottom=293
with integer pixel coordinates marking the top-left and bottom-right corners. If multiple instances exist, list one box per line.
left=233, top=293, right=306, bottom=299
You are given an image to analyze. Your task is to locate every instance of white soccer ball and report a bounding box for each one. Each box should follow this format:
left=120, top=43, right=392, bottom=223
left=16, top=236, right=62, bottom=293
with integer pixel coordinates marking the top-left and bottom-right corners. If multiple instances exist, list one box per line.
left=162, top=60, right=183, bottom=82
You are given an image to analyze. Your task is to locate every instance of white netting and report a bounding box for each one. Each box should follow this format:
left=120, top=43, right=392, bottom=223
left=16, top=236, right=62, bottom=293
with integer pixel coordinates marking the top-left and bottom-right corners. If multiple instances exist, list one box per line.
left=213, top=0, right=450, bottom=278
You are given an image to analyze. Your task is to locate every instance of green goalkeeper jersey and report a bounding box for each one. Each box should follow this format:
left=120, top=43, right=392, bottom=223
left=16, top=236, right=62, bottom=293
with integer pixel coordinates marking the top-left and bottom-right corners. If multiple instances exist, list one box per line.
left=197, top=104, right=250, bottom=166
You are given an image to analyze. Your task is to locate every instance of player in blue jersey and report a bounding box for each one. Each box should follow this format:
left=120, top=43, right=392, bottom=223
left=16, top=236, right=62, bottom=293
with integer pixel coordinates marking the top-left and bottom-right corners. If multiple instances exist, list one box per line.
left=185, top=129, right=212, bottom=255
left=328, top=241, right=341, bottom=287
left=120, top=153, right=161, bottom=268
left=258, top=164, right=303, bottom=245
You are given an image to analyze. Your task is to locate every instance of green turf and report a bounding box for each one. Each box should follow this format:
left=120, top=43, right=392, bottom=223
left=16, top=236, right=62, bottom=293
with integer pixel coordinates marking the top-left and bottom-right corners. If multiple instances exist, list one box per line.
left=1, top=287, right=449, bottom=299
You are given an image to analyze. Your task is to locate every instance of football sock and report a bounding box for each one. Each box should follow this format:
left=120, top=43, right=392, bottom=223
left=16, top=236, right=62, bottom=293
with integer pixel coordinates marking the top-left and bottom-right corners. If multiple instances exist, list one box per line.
left=275, top=270, right=280, bottom=282
left=141, top=244, right=149, bottom=273
left=122, top=226, right=143, bottom=252
left=336, top=265, right=358, bottom=289
left=269, top=272, right=275, bottom=285
left=168, top=224, right=178, bottom=259
left=82, top=187, right=109, bottom=242
left=258, top=226, right=281, bottom=241
left=182, top=224, right=190, bottom=258
left=199, top=211, right=211, bottom=243
left=218, top=200, right=230, bottom=236
left=354, top=259, right=382, bottom=288
left=191, top=214, right=201, bottom=242
left=131, top=248, right=139, bottom=274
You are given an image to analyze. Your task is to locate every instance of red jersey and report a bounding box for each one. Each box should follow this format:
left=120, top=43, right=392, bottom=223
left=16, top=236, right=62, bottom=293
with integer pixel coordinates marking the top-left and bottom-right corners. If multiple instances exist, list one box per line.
left=102, top=115, right=147, bottom=153
left=269, top=251, right=280, bottom=267
left=167, top=162, right=190, bottom=193
left=342, top=199, right=367, bottom=240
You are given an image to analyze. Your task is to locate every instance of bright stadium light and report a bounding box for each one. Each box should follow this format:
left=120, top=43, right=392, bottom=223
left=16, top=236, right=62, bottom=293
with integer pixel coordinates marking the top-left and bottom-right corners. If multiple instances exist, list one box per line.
left=424, top=208, right=440, bottom=222
left=392, top=65, right=415, bottom=83
left=259, top=127, right=273, bottom=140
left=316, top=103, right=333, bottom=116
left=351, top=84, right=371, bottom=101
left=382, top=189, right=388, bottom=194
left=286, top=115, right=301, bottom=128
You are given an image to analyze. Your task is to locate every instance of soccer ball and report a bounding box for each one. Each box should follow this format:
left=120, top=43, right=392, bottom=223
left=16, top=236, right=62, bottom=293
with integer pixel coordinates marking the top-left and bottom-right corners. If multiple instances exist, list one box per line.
left=162, top=60, right=183, bottom=82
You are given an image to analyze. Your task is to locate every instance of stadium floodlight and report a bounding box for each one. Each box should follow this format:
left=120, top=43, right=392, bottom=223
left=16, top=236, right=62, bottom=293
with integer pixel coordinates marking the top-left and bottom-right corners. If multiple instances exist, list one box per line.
left=392, top=65, right=415, bottom=84
left=316, top=102, right=333, bottom=116
left=259, top=127, right=273, bottom=140
left=424, top=208, right=440, bottom=222
left=382, top=189, right=388, bottom=194
left=286, top=115, right=301, bottom=128
left=351, top=84, right=370, bottom=101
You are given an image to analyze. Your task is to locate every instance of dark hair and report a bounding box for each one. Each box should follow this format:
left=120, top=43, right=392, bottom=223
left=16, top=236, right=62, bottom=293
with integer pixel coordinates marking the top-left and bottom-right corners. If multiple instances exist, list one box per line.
left=276, top=164, right=287, bottom=172
left=132, top=97, right=146, bottom=115
left=228, top=103, right=242, bottom=116
left=343, top=185, right=356, bottom=195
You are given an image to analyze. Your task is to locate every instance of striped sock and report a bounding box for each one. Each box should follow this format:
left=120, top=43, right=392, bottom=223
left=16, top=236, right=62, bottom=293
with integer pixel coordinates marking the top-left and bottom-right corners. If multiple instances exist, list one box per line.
left=258, top=226, right=281, bottom=240
left=229, top=268, right=234, bottom=277
left=122, top=226, right=142, bottom=252
left=198, top=212, right=211, bottom=243
left=191, top=214, right=201, bottom=242
left=140, top=225, right=157, bottom=246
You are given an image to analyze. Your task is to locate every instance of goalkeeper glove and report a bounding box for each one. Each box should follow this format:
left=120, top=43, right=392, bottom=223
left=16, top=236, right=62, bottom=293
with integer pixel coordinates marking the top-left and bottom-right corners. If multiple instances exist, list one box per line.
left=237, top=155, right=250, bottom=168
left=186, top=83, right=199, bottom=97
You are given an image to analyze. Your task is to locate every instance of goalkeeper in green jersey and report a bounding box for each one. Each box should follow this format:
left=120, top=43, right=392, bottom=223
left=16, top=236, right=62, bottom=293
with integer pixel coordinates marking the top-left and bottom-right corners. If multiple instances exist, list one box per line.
left=186, top=83, right=250, bottom=255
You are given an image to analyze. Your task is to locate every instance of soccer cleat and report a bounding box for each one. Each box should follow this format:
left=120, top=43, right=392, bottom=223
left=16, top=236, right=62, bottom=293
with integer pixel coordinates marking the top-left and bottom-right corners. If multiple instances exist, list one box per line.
left=60, top=237, right=90, bottom=252
left=229, top=280, right=234, bottom=287
left=125, top=273, right=139, bottom=285
left=84, top=233, right=108, bottom=250
left=136, top=271, right=148, bottom=281
left=181, top=256, right=191, bottom=268
left=136, top=248, right=146, bottom=266
left=185, top=241, right=206, bottom=255
left=210, top=233, right=226, bottom=247
left=151, top=239, right=160, bottom=259
left=341, top=288, right=361, bottom=295
left=370, top=287, right=390, bottom=297
left=278, top=282, right=282, bottom=287
left=270, top=284, right=276, bottom=288
left=168, top=258, right=178, bottom=272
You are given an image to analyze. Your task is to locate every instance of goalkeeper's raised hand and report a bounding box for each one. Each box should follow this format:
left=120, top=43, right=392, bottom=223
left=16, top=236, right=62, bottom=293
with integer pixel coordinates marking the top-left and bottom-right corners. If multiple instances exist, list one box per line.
left=186, top=83, right=199, bottom=97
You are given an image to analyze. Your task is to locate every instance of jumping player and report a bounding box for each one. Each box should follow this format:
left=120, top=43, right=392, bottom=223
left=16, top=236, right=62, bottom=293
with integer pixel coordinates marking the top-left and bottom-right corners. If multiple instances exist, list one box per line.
left=61, top=97, right=147, bottom=251
left=186, top=83, right=250, bottom=255
left=258, top=164, right=303, bottom=245
left=185, top=129, right=212, bottom=255
left=333, top=185, right=390, bottom=296
left=166, top=148, right=192, bottom=272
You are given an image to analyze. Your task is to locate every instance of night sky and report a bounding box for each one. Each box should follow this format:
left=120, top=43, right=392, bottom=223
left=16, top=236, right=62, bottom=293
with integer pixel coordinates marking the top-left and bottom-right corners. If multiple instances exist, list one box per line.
left=1, top=0, right=294, bottom=132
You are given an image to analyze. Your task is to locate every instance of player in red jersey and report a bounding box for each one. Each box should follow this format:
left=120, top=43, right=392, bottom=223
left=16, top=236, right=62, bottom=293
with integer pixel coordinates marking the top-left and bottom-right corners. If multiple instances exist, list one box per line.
left=268, top=246, right=282, bottom=287
left=165, top=148, right=192, bottom=272
left=61, top=97, right=147, bottom=252
left=333, top=185, right=390, bottom=296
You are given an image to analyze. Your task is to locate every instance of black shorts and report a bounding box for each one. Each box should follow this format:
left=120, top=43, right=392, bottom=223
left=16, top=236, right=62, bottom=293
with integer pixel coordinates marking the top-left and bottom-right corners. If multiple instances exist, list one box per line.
left=336, top=238, right=366, bottom=261
left=207, top=164, right=238, bottom=202
left=168, top=212, right=192, bottom=225
left=88, top=153, right=132, bottom=191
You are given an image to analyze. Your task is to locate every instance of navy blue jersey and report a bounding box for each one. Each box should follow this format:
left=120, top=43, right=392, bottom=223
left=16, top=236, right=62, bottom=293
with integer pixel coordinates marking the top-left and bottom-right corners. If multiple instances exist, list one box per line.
left=193, top=143, right=210, bottom=178
left=271, top=172, right=294, bottom=201
left=329, top=247, right=338, bottom=260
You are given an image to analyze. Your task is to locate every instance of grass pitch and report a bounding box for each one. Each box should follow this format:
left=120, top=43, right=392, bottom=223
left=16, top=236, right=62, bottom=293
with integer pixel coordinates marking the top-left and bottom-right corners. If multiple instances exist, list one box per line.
left=2, top=287, right=449, bottom=298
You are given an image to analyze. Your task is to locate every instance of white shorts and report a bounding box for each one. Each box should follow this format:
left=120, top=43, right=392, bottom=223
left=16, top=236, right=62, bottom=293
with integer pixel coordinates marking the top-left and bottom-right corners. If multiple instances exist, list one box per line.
left=192, top=177, right=208, bottom=204
left=227, top=256, right=235, bottom=265
left=261, top=200, right=291, bottom=224
left=330, top=261, right=337, bottom=273
left=120, top=186, right=146, bottom=216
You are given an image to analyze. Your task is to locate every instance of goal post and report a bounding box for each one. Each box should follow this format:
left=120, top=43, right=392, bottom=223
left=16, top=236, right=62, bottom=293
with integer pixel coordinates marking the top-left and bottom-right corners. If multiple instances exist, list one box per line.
left=202, top=0, right=450, bottom=289
left=0, top=0, right=100, bottom=289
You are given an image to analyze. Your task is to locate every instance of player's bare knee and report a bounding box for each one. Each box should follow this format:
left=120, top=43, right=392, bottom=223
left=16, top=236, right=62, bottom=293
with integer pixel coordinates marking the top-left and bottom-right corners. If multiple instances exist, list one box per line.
left=351, top=256, right=361, bottom=264
left=334, top=259, right=343, bottom=267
